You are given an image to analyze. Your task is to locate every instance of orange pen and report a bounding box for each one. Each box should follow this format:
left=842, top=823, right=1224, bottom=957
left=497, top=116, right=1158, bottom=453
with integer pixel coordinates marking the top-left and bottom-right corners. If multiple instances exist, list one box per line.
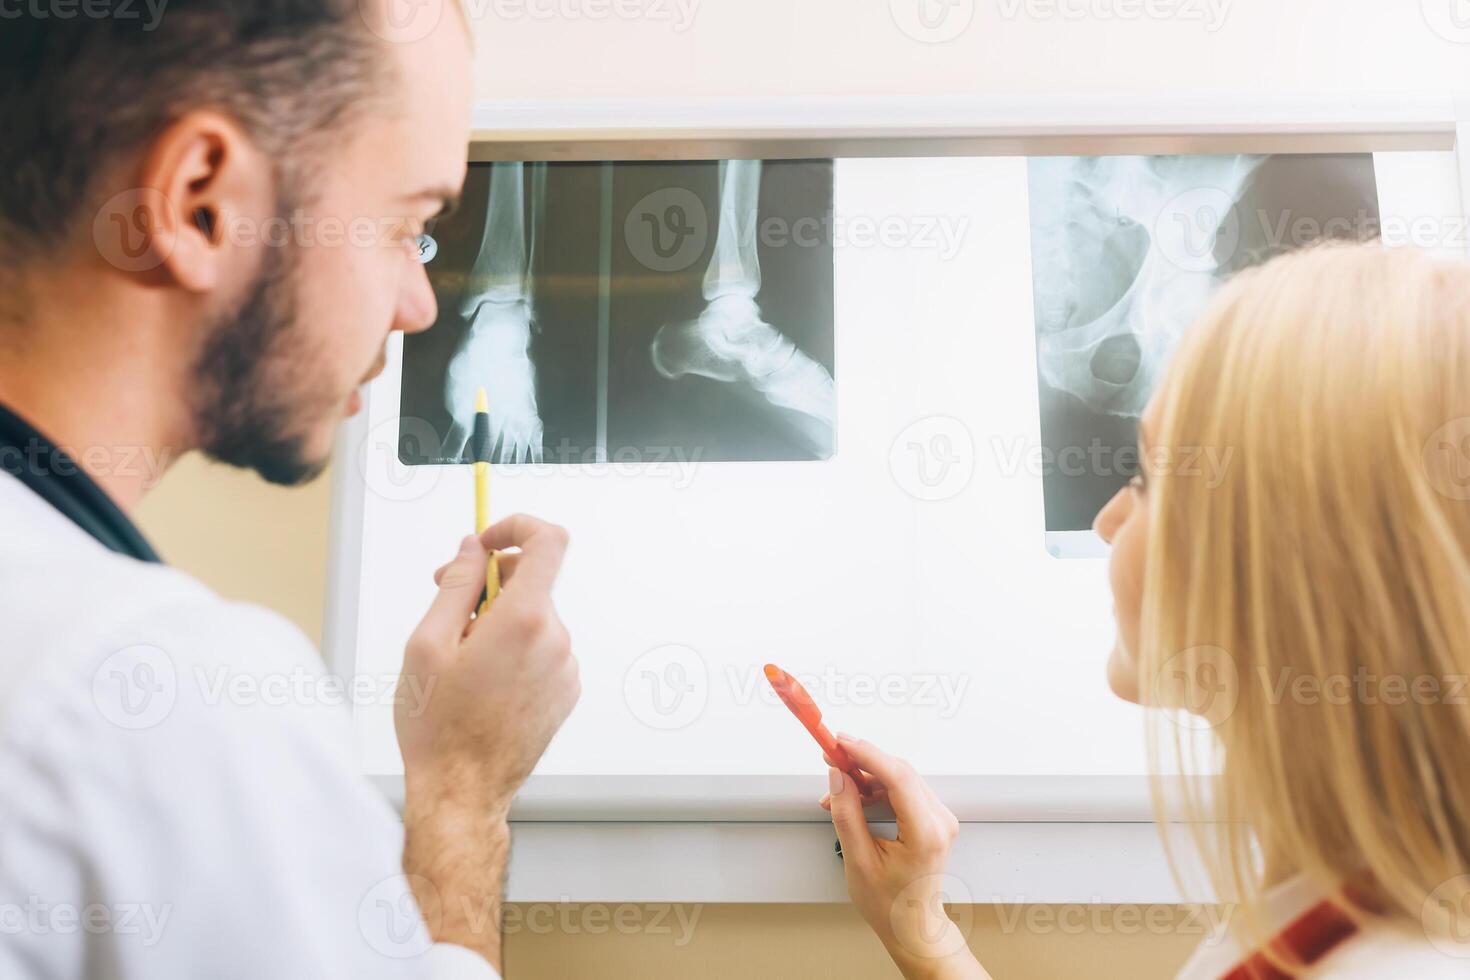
left=764, top=663, right=873, bottom=796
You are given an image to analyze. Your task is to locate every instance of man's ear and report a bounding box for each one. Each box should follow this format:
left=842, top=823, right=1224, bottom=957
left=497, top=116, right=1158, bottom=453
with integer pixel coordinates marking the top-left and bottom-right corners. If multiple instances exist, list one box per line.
left=118, top=110, right=274, bottom=293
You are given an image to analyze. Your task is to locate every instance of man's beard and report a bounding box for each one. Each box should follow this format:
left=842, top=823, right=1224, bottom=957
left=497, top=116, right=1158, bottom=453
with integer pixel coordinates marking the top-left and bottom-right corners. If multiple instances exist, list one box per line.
left=189, top=230, right=331, bottom=487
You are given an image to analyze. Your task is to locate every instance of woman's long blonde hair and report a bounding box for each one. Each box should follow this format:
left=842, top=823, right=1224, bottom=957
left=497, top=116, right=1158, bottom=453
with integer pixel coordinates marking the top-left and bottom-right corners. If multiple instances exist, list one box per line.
left=1141, top=242, right=1470, bottom=953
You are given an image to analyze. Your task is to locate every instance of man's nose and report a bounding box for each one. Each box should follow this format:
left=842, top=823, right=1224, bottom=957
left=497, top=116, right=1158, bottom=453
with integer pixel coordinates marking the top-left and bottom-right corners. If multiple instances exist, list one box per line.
left=395, top=260, right=438, bottom=335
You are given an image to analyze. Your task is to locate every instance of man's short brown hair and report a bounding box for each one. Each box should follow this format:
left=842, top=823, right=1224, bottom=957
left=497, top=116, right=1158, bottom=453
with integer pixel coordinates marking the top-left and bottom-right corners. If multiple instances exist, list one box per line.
left=0, top=0, right=392, bottom=263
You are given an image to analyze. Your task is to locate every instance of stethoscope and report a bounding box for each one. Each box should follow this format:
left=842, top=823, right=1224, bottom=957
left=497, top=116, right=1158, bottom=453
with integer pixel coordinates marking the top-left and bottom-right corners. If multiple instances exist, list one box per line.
left=0, top=403, right=162, bottom=564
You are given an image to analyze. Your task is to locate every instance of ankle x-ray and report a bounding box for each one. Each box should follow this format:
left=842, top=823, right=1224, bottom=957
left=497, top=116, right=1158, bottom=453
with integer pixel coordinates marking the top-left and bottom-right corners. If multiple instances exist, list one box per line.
left=398, top=159, right=836, bottom=465
left=1029, top=152, right=1380, bottom=534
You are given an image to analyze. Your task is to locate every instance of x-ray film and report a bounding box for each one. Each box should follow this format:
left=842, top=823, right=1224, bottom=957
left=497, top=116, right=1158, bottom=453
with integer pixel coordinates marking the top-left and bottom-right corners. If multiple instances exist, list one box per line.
left=399, top=159, right=836, bottom=465
left=1028, top=153, right=1380, bottom=547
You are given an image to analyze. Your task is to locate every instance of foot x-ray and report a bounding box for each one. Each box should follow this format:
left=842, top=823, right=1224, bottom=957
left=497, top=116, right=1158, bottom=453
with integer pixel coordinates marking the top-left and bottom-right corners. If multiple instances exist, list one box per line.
left=399, top=159, right=836, bottom=465
left=1028, top=153, right=1380, bottom=538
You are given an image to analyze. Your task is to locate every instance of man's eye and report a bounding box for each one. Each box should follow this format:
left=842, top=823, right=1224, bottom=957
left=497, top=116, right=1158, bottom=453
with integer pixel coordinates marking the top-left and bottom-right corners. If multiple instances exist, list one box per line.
left=411, top=233, right=438, bottom=265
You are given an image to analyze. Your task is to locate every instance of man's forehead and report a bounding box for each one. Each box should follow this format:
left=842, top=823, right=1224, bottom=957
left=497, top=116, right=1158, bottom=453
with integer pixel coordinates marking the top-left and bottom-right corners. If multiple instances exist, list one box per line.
left=360, top=0, right=472, bottom=40
left=358, top=8, right=474, bottom=196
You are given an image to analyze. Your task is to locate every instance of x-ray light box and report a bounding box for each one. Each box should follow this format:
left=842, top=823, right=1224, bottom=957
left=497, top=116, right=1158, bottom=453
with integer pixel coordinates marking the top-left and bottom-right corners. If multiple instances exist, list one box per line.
left=327, top=97, right=1470, bottom=822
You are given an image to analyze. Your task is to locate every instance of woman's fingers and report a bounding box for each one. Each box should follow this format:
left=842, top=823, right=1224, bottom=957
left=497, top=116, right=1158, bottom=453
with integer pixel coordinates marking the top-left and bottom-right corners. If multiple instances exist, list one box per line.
left=828, top=738, right=957, bottom=854
left=832, top=736, right=933, bottom=829
left=816, top=740, right=968, bottom=973
left=818, top=759, right=889, bottom=812
left=822, top=753, right=888, bottom=795
left=819, top=780, right=890, bottom=810
left=826, top=768, right=878, bottom=868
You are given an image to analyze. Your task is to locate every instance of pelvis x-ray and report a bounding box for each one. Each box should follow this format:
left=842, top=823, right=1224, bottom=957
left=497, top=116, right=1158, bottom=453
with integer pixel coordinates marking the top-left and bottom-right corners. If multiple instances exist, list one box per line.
left=399, top=159, right=836, bottom=465
left=1028, top=153, right=1380, bottom=532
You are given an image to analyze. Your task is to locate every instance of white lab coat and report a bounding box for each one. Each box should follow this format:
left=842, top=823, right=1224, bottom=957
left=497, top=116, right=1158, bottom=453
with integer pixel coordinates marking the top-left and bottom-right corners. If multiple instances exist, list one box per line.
left=1174, top=873, right=1465, bottom=977
left=0, top=471, right=497, bottom=979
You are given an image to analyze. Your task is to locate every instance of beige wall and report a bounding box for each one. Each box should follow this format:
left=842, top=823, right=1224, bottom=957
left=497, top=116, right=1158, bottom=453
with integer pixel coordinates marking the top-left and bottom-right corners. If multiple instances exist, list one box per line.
left=504, top=903, right=1205, bottom=978
left=135, top=456, right=334, bottom=645
left=467, top=0, right=1470, bottom=102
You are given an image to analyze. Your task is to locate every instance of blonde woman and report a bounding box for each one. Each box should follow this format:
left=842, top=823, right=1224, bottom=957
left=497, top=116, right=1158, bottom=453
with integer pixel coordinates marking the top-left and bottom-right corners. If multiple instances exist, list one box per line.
left=823, top=244, right=1470, bottom=978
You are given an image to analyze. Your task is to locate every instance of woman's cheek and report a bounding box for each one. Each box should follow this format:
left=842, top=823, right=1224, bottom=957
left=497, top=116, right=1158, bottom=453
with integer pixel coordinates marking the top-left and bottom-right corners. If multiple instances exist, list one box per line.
left=1108, top=639, right=1141, bottom=703
left=1106, top=517, right=1146, bottom=704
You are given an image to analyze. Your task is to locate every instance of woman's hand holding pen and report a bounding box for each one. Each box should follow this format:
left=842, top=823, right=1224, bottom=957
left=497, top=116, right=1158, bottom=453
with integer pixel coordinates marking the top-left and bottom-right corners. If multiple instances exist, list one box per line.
left=821, top=736, right=991, bottom=980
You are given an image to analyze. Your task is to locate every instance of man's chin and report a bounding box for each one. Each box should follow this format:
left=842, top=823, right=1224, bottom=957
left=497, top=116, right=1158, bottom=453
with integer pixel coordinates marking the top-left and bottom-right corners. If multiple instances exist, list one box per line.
left=212, top=427, right=333, bottom=487
left=236, top=397, right=353, bottom=486
left=255, top=452, right=330, bottom=487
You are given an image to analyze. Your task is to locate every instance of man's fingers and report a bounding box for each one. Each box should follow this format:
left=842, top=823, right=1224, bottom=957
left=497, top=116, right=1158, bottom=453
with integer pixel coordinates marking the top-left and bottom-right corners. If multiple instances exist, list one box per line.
left=826, top=768, right=877, bottom=868
left=491, top=551, right=521, bottom=583
left=478, top=512, right=556, bottom=550
left=435, top=551, right=521, bottom=587
left=411, top=536, right=488, bottom=656
left=479, top=514, right=569, bottom=594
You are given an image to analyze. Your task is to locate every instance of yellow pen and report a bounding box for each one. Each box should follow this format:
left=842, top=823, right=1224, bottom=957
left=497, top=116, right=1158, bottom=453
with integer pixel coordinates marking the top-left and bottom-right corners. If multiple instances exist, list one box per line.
left=472, top=387, right=501, bottom=615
